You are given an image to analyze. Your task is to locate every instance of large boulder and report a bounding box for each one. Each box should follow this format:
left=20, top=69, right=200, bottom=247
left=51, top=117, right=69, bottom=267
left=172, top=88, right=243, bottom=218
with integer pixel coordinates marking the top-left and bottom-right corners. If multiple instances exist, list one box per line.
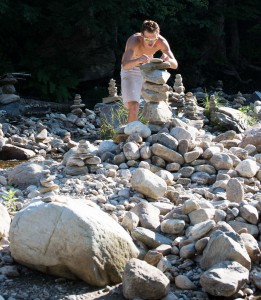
left=211, top=107, right=248, bottom=133
left=7, top=162, right=46, bottom=189
left=9, top=198, right=139, bottom=287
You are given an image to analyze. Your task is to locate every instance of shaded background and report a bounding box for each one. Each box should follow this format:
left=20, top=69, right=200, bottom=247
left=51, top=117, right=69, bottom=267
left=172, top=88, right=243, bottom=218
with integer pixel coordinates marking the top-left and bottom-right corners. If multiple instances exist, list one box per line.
left=0, top=0, right=260, bottom=108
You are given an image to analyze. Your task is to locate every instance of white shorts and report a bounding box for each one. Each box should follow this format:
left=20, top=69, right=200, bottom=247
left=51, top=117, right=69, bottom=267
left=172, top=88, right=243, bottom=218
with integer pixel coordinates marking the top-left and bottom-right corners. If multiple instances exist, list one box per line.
left=121, top=67, right=143, bottom=108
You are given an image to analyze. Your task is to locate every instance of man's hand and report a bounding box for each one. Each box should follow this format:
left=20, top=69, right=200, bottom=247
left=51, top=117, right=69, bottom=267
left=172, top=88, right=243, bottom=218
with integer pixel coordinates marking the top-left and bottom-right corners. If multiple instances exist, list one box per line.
left=160, top=53, right=169, bottom=62
left=138, top=54, right=152, bottom=64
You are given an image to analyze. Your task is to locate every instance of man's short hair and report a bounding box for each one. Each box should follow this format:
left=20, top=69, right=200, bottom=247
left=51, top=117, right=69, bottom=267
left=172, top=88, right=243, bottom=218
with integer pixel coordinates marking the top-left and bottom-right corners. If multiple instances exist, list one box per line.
left=141, top=20, right=160, bottom=34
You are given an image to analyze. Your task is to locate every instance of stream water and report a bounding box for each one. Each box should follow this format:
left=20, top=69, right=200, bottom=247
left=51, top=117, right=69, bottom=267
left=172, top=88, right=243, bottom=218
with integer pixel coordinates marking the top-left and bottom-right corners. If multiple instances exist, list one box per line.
left=0, top=160, right=25, bottom=169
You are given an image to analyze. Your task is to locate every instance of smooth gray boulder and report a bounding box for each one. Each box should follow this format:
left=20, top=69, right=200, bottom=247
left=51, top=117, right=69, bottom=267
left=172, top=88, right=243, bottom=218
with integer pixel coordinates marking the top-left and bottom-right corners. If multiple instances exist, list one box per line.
left=9, top=198, right=139, bottom=287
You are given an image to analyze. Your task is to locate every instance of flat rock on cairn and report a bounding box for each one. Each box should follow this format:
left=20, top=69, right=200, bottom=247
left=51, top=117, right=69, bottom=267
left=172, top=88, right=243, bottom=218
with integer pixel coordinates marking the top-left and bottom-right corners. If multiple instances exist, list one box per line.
left=141, top=60, right=173, bottom=128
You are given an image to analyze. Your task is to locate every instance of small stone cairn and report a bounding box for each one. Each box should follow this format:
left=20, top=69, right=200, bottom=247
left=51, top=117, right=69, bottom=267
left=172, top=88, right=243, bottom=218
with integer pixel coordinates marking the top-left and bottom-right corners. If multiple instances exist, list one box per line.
left=66, top=94, right=99, bottom=138
left=0, top=74, right=20, bottom=105
left=39, top=169, right=60, bottom=202
left=183, top=91, right=205, bottom=125
left=102, top=78, right=122, bottom=104
left=63, top=132, right=77, bottom=149
left=70, top=94, right=85, bottom=116
left=169, top=74, right=186, bottom=109
left=209, top=94, right=217, bottom=120
left=174, top=73, right=185, bottom=94
left=212, top=80, right=229, bottom=106
left=35, top=122, right=49, bottom=143
left=233, top=91, right=247, bottom=109
left=63, top=140, right=101, bottom=176
left=140, top=59, right=173, bottom=131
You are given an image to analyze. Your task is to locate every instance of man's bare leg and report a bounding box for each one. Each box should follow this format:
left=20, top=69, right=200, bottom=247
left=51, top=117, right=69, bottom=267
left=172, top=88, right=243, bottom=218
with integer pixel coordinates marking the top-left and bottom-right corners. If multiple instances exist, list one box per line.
left=127, top=101, right=139, bottom=123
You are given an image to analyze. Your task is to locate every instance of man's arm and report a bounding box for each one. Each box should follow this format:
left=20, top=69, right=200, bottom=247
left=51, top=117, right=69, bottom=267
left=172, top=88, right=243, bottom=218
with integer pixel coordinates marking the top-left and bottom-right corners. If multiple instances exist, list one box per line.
left=122, top=36, right=151, bottom=70
left=160, top=38, right=178, bottom=69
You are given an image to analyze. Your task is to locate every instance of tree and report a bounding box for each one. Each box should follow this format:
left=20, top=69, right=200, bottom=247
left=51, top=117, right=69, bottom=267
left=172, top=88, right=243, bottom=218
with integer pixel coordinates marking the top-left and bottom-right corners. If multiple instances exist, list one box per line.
left=0, top=0, right=260, bottom=101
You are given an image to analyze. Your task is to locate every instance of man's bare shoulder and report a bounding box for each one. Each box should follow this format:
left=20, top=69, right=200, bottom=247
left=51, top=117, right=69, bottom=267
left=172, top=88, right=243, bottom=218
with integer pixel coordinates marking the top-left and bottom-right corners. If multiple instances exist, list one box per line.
left=127, top=33, right=142, bottom=44
left=157, top=34, right=168, bottom=44
left=156, top=35, right=170, bottom=50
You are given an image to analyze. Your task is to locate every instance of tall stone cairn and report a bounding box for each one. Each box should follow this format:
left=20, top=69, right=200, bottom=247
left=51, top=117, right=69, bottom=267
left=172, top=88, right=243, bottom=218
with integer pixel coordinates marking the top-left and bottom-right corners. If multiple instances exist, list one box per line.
left=168, top=74, right=186, bottom=109
left=140, top=59, right=173, bottom=131
left=70, top=94, right=85, bottom=116
left=0, top=74, right=20, bottom=104
left=173, top=74, right=185, bottom=95
left=102, top=78, right=122, bottom=104
left=209, top=94, right=217, bottom=121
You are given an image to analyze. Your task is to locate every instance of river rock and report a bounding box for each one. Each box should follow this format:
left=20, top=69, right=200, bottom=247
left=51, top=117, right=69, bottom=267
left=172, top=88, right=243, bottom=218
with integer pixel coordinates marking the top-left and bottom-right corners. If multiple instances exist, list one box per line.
left=122, top=258, right=170, bottom=300
left=9, top=198, right=139, bottom=287
left=200, top=261, right=249, bottom=297
left=130, top=168, right=167, bottom=200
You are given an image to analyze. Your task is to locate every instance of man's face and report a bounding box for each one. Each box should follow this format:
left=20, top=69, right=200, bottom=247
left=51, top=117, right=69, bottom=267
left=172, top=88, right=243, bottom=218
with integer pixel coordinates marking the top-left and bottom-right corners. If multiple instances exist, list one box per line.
left=142, top=30, right=158, bottom=48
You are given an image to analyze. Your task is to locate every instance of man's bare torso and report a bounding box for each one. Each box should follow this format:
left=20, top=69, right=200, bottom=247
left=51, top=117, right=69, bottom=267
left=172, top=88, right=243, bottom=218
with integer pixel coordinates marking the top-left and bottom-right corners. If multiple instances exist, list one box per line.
left=126, top=33, right=163, bottom=60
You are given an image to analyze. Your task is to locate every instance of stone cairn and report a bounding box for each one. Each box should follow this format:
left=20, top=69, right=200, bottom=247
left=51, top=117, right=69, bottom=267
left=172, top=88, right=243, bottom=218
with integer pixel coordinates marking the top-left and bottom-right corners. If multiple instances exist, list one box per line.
left=183, top=91, right=205, bottom=128
left=174, top=73, right=185, bottom=95
left=71, top=94, right=85, bottom=115
left=39, top=169, right=60, bottom=202
left=209, top=94, right=217, bottom=120
left=0, top=74, right=20, bottom=105
left=233, top=91, right=247, bottom=109
left=168, top=74, right=186, bottom=110
left=102, top=78, right=122, bottom=104
left=140, top=59, right=173, bottom=132
left=63, top=140, right=101, bottom=176
left=35, top=122, right=49, bottom=143
left=212, top=80, right=228, bottom=106
left=63, top=132, right=77, bottom=149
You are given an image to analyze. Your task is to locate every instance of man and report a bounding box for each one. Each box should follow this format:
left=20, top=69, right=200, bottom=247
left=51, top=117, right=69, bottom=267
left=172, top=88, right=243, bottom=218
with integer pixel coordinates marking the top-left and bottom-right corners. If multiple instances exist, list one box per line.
left=121, top=20, right=178, bottom=123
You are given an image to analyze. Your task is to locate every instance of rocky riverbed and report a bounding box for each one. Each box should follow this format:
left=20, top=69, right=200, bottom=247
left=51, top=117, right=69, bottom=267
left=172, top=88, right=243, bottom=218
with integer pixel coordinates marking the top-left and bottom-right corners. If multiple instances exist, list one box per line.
left=0, top=71, right=261, bottom=299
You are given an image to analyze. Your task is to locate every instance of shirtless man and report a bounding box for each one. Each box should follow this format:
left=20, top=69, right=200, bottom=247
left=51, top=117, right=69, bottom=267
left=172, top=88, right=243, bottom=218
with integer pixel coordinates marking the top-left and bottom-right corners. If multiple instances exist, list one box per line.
left=121, top=20, right=178, bottom=123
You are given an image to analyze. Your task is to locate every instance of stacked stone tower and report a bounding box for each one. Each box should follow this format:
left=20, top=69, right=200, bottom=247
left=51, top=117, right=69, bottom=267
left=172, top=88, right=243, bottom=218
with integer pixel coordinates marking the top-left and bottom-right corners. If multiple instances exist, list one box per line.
left=140, top=59, right=173, bottom=131
left=70, top=94, right=85, bottom=116
left=0, top=74, right=20, bottom=105
left=102, top=78, right=122, bottom=104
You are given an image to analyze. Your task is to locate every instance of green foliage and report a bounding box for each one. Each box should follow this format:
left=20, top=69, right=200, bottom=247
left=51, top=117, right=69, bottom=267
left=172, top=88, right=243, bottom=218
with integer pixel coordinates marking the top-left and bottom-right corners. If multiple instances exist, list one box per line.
left=203, top=92, right=210, bottom=119
left=35, top=68, right=79, bottom=101
left=0, top=0, right=9, bottom=14
left=0, top=0, right=260, bottom=99
left=1, top=187, right=18, bottom=213
left=100, top=102, right=128, bottom=139
left=238, top=105, right=258, bottom=126
left=203, top=92, right=221, bottom=119
left=99, top=102, right=146, bottom=139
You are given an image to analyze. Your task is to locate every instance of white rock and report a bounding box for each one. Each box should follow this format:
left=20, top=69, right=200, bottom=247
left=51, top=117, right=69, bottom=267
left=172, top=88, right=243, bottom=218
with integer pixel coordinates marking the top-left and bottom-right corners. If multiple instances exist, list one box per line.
left=9, top=198, right=139, bottom=287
